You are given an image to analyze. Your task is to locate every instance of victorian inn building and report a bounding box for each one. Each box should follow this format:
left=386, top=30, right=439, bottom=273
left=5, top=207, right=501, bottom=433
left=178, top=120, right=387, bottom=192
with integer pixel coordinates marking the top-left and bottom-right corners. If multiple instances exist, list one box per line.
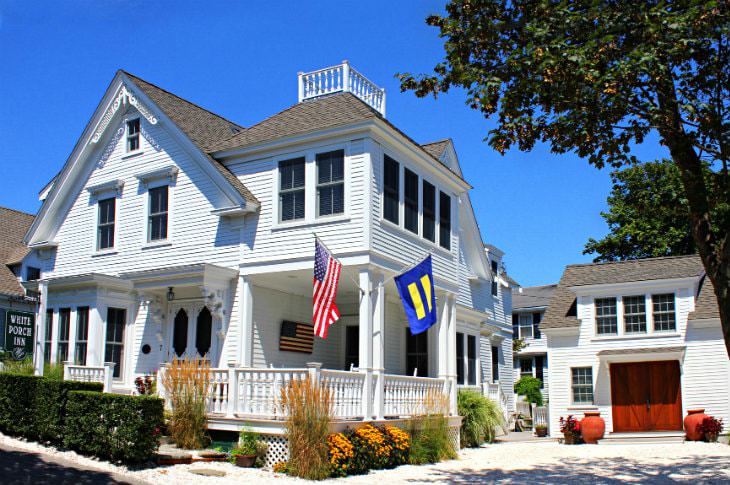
left=22, top=63, right=515, bottom=434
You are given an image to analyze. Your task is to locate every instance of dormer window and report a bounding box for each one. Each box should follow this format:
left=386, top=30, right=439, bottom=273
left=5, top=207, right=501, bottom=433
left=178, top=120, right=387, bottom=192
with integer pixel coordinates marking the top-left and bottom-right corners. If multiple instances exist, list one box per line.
left=652, top=293, right=676, bottom=331
left=623, top=295, right=647, bottom=333
left=595, top=297, right=618, bottom=335
left=126, top=118, right=140, bottom=152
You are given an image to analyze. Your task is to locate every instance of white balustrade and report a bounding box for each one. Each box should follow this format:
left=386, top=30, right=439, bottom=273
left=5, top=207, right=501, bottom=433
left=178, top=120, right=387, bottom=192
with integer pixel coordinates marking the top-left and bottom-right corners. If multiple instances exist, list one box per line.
left=299, top=61, right=386, bottom=116
left=533, top=404, right=549, bottom=430
left=320, top=369, right=365, bottom=419
left=207, top=368, right=229, bottom=414
left=234, top=368, right=309, bottom=418
left=383, top=374, right=447, bottom=417
left=64, top=363, right=113, bottom=392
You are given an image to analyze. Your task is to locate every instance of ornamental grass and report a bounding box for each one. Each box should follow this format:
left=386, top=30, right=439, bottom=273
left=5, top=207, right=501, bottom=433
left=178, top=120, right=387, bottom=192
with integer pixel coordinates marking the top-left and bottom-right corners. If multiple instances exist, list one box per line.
left=457, top=389, right=506, bottom=447
left=160, top=356, right=211, bottom=449
left=280, top=376, right=332, bottom=480
left=408, top=391, right=457, bottom=464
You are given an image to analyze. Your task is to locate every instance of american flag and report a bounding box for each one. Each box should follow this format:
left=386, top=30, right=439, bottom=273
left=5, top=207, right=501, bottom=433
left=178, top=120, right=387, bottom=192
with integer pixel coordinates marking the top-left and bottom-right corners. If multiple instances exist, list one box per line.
left=313, top=238, right=341, bottom=338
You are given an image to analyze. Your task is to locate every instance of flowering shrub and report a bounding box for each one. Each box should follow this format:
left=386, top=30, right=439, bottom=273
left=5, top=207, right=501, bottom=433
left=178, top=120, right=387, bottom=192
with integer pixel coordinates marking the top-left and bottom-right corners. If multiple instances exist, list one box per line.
left=272, top=461, right=288, bottom=473
left=559, top=415, right=581, bottom=444
left=134, top=375, right=155, bottom=395
left=327, top=425, right=411, bottom=477
left=698, top=416, right=724, bottom=435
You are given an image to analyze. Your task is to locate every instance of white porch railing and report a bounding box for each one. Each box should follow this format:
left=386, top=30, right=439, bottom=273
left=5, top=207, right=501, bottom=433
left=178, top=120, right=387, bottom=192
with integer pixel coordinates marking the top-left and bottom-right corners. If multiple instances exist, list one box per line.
left=383, top=374, right=447, bottom=417
left=485, top=382, right=510, bottom=424
left=532, top=403, right=549, bottom=431
left=234, top=368, right=309, bottom=418
left=64, top=362, right=114, bottom=392
left=320, top=369, right=366, bottom=419
left=298, top=61, right=386, bottom=116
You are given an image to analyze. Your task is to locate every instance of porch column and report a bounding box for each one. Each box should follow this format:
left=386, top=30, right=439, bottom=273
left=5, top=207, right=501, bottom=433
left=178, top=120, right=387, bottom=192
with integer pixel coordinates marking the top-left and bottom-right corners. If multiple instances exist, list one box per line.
left=33, top=281, right=48, bottom=376
left=446, top=295, right=458, bottom=415
left=358, top=268, right=374, bottom=420
left=372, top=271, right=385, bottom=420
left=238, top=275, right=254, bottom=367
left=87, top=305, right=104, bottom=366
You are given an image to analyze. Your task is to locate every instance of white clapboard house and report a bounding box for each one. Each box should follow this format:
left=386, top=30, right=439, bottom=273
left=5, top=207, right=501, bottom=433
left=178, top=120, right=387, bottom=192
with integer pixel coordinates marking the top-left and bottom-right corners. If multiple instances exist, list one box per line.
left=542, top=255, right=729, bottom=438
left=22, top=63, right=514, bottom=434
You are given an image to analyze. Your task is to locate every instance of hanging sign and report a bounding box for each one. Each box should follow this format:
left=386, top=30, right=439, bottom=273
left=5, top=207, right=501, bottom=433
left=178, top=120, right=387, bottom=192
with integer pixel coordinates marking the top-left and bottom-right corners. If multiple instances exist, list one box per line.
left=4, top=310, right=34, bottom=360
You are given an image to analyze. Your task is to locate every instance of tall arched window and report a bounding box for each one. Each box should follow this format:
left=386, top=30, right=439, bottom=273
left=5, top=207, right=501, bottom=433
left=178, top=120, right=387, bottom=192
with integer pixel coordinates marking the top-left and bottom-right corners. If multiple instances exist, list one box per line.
left=196, top=307, right=212, bottom=357
left=173, top=309, right=188, bottom=357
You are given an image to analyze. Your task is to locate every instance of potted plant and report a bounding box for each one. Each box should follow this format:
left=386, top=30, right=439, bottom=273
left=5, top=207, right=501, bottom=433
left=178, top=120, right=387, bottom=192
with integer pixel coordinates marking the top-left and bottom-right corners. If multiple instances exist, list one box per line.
left=559, top=415, right=581, bottom=444
left=535, top=424, right=548, bottom=437
left=698, top=416, right=724, bottom=443
left=231, top=431, right=266, bottom=467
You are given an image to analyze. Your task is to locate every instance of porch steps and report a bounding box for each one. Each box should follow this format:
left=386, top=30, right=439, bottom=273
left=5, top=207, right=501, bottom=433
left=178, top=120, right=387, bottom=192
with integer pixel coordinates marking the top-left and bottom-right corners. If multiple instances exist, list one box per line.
left=598, top=431, right=685, bottom=445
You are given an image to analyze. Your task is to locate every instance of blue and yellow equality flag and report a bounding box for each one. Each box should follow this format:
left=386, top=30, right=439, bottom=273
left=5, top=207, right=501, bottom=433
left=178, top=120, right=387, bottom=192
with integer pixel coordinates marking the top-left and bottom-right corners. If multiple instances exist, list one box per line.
left=394, top=255, right=437, bottom=335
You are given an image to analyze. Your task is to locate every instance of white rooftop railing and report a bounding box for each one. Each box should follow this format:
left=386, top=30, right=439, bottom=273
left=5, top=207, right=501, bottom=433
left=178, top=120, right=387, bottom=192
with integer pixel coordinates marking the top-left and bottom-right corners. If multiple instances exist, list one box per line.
left=298, top=61, right=386, bottom=116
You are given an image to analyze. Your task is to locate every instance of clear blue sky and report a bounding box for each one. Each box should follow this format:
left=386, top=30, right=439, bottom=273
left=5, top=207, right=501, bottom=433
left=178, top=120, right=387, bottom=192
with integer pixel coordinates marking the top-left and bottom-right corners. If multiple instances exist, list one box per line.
left=0, top=1, right=667, bottom=286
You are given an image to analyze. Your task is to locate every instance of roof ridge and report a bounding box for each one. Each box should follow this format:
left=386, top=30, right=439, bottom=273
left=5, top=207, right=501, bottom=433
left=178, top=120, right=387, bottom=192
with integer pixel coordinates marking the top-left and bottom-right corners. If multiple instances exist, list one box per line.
left=121, top=70, right=244, bottom=131
left=0, top=206, right=36, bottom=218
left=421, top=138, right=452, bottom=146
left=567, top=254, right=700, bottom=268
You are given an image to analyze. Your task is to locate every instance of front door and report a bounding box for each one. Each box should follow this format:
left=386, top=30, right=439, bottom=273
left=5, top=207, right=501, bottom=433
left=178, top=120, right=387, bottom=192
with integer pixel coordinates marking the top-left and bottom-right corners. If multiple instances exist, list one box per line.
left=169, top=304, right=214, bottom=362
left=610, top=360, right=682, bottom=432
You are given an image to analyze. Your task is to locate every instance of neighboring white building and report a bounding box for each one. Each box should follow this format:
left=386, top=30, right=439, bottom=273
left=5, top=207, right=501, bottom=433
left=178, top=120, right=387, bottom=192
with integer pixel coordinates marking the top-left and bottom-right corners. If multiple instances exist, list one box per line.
left=512, top=284, right=556, bottom=397
left=542, top=255, right=729, bottom=437
left=22, top=63, right=513, bottom=429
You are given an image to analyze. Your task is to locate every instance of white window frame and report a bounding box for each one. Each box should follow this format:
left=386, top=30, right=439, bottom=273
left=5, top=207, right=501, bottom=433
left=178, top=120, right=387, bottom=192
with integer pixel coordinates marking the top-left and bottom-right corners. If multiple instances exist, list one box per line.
left=570, top=367, right=594, bottom=405
left=315, top=149, right=346, bottom=218
left=652, top=293, right=677, bottom=332
left=278, top=156, right=306, bottom=223
left=126, top=117, right=141, bottom=153
left=87, top=180, right=124, bottom=256
left=622, top=294, right=647, bottom=334
left=518, top=313, right=534, bottom=339
left=594, top=297, right=618, bottom=336
left=136, top=166, right=177, bottom=248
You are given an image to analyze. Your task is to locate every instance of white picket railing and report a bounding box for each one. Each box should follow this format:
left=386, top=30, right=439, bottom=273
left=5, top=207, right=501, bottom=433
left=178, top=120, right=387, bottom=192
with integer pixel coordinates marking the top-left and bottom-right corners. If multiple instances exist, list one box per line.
left=234, top=368, right=309, bottom=418
left=532, top=404, right=549, bottom=431
left=383, top=374, right=447, bottom=417
left=485, top=382, right=510, bottom=424
left=63, top=362, right=114, bottom=392
left=298, top=61, right=386, bottom=116
left=320, top=369, right=366, bottom=419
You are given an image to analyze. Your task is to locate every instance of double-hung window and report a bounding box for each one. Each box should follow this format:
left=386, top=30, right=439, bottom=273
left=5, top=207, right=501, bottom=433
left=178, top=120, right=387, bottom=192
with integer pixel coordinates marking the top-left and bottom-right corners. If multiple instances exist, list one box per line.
left=491, top=346, right=499, bottom=382
left=316, top=150, right=344, bottom=217
left=97, top=197, right=115, bottom=250
left=595, top=298, right=618, bottom=335
left=518, top=313, right=534, bottom=339
left=456, top=332, right=465, bottom=385
left=422, top=180, right=436, bottom=242
left=406, top=328, right=428, bottom=377
left=75, top=307, right=89, bottom=365
left=44, top=310, right=53, bottom=364
left=520, top=357, right=533, bottom=379
left=652, top=293, right=676, bottom=331
left=105, top=308, right=126, bottom=379
left=148, top=186, right=168, bottom=241
left=383, top=155, right=400, bottom=224
left=404, top=168, right=419, bottom=234
left=126, top=118, right=140, bottom=152
left=439, top=191, right=451, bottom=250
left=467, top=335, right=477, bottom=386
left=57, top=308, right=70, bottom=363
left=532, top=312, right=542, bottom=339
left=571, top=367, right=593, bottom=404
left=279, top=157, right=305, bottom=222
left=623, top=295, right=646, bottom=333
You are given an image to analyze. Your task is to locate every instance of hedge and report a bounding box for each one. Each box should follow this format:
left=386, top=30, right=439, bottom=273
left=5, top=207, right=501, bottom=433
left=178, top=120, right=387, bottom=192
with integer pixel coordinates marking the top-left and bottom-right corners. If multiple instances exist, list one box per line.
left=0, top=373, right=103, bottom=441
left=64, top=391, right=164, bottom=464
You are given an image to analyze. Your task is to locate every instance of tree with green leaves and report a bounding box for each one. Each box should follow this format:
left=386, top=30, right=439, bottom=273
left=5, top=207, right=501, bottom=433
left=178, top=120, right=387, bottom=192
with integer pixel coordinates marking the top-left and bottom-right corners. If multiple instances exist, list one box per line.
left=584, top=160, right=727, bottom=261
left=399, top=0, right=730, bottom=356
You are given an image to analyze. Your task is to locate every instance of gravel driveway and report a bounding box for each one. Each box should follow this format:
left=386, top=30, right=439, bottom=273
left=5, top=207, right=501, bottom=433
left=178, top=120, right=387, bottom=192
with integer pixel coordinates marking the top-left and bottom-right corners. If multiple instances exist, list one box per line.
left=3, top=433, right=730, bottom=484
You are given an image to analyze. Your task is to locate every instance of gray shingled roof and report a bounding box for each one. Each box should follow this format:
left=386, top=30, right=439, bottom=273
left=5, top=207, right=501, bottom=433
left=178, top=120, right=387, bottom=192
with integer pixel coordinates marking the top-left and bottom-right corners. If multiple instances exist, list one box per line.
left=0, top=207, right=34, bottom=297
left=542, top=255, right=708, bottom=330
left=688, top=275, right=720, bottom=321
left=421, top=139, right=450, bottom=159
left=123, top=71, right=258, bottom=205
left=513, top=284, right=557, bottom=311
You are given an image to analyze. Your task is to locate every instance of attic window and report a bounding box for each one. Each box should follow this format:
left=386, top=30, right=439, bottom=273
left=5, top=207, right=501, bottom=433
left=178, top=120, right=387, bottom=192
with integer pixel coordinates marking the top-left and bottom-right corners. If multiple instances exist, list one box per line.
left=127, top=118, right=140, bottom=152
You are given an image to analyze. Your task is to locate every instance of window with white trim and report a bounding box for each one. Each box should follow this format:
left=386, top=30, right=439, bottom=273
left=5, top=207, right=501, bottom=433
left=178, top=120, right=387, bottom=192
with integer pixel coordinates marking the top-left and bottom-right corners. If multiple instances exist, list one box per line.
left=571, top=367, right=593, bottom=404
left=467, top=335, right=477, bottom=386
left=383, top=155, right=399, bottom=224
left=279, top=157, right=305, bottom=222
left=404, top=168, right=419, bottom=234
left=652, top=293, right=676, bottom=331
left=75, top=307, right=89, bottom=365
left=316, top=150, right=344, bottom=217
left=518, top=313, right=534, bottom=339
left=520, top=357, right=533, bottom=379
left=595, top=297, right=618, bottom=335
left=439, top=191, right=451, bottom=250
left=57, top=308, right=70, bottom=363
left=623, top=295, right=646, bottom=333
left=148, top=186, right=168, bottom=241
left=105, top=308, right=126, bottom=379
left=97, top=197, right=115, bottom=250
left=44, top=310, right=53, bottom=364
left=456, top=331, right=465, bottom=384
left=491, top=346, right=499, bottom=382
left=126, top=118, right=140, bottom=152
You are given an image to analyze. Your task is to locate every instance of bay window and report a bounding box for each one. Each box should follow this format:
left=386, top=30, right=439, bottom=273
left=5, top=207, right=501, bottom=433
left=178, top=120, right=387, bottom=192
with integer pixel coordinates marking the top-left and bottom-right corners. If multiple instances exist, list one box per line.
left=404, top=168, right=419, bottom=234
left=316, top=150, right=344, bottom=217
left=383, top=155, right=400, bottom=224
left=422, top=180, right=436, bottom=242
left=439, top=191, right=451, bottom=250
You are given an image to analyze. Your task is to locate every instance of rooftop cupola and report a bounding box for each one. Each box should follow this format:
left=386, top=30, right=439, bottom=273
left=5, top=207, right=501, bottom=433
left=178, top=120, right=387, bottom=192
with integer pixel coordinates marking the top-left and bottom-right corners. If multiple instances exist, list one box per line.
left=298, top=61, right=386, bottom=117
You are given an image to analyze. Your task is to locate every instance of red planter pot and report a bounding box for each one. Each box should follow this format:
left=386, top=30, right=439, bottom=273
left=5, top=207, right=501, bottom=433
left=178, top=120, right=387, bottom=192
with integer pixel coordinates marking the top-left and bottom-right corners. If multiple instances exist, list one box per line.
left=684, top=409, right=708, bottom=441
left=580, top=412, right=605, bottom=444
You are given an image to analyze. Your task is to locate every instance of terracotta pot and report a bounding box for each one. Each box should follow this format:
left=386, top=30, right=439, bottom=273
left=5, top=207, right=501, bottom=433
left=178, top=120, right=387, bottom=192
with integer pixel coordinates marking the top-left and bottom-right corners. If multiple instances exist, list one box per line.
left=234, top=454, right=257, bottom=467
left=580, top=412, right=605, bottom=444
left=705, top=432, right=718, bottom=443
left=535, top=427, right=548, bottom=437
left=684, top=409, right=708, bottom=441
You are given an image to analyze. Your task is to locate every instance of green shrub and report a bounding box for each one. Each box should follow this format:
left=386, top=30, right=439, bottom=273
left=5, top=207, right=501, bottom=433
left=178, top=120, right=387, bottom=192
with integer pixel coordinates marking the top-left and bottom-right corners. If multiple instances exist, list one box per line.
left=457, top=389, right=506, bottom=447
left=408, top=414, right=457, bottom=465
left=64, top=391, right=163, bottom=464
left=0, top=373, right=42, bottom=436
left=514, top=376, right=544, bottom=406
left=33, top=379, right=102, bottom=443
left=43, top=363, right=64, bottom=381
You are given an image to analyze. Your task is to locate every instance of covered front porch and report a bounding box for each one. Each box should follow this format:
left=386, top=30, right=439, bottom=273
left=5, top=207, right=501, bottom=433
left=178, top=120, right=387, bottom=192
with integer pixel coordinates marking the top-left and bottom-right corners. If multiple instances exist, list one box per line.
left=60, top=262, right=460, bottom=425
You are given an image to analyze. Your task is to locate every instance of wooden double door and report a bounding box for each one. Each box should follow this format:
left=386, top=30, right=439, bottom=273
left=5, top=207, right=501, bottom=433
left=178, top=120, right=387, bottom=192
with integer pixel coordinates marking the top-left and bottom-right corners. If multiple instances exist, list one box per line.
left=610, top=360, right=683, bottom=432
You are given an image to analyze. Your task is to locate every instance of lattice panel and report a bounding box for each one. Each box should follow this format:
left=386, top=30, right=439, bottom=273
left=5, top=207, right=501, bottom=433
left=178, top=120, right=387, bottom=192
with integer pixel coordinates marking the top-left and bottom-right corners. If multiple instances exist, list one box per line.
left=258, top=434, right=288, bottom=469
left=447, top=424, right=461, bottom=451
